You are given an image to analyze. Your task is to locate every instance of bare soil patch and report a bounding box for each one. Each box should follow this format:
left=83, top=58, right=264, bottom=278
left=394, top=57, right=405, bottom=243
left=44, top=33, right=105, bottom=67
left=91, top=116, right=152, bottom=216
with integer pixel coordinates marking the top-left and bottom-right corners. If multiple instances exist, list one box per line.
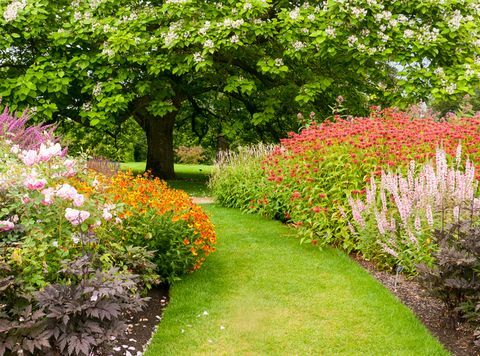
left=106, top=285, right=169, bottom=356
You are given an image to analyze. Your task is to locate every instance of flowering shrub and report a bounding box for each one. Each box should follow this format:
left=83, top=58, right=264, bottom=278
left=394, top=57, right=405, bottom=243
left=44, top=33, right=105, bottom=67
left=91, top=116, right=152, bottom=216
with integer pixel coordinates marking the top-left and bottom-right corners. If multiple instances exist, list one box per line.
left=93, top=171, right=216, bottom=280
left=175, top=145, right=207, bottom=164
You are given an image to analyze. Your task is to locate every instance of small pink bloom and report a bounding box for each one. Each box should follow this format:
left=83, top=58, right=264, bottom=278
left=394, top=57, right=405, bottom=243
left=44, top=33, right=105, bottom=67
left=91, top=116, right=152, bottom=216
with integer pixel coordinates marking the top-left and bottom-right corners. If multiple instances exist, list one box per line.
left=41, top=188, right=55, bottom=205
left=22, top=195, right=31, bottom=204
left=72, top=194, right=85, bottom=207
left=65, top=208, right=90, bottom=226
left=24, top=176, right=47, bottom=191
left=56, top=184, right=78, bottom=200
left=22, top=150, right=38, bottom=166
left=102, top=210, right=113, bottom=221
left=0, top=221, right=14, bottom=232
left=64, top=159, right=75, bottom=168
left=38, top=144, right=53, bottom=162
left=63, top=168, right=76, bottom=178
left=38, top=143, right=62, bottom=162
left=10, top=145, right=20, bottom=154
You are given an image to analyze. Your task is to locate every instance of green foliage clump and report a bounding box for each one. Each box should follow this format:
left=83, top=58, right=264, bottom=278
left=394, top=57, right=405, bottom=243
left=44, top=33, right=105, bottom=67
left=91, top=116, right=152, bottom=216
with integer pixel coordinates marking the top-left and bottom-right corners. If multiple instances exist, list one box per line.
left=175, top=145, right=208, bottom=164
left=210, top=144, right=273, bottom=210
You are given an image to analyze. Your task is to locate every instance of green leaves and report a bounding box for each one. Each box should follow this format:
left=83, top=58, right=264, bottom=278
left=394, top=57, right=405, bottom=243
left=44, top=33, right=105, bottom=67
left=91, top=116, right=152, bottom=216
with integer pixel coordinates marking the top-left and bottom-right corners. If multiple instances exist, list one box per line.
left=224, top=76, right=257, bottom=95
left=148, top=100, right=176, bottom=117
left=0, top=0, right=478, bottom=136
left=295, top=79, right=333, bottom=104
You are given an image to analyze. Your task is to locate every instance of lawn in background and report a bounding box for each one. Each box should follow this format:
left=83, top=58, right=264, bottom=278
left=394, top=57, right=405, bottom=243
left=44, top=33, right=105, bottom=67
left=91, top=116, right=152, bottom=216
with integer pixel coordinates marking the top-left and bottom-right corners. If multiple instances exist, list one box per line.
left=145, top=205, right=447, bottom=355
left=120, top=162, right=212, bottom=197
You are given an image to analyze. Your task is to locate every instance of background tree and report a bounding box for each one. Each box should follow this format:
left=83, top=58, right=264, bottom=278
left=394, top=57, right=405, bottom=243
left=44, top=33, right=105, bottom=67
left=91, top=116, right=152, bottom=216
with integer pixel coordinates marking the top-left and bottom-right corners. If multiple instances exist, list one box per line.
left=0, top=0, right=479, bottom=178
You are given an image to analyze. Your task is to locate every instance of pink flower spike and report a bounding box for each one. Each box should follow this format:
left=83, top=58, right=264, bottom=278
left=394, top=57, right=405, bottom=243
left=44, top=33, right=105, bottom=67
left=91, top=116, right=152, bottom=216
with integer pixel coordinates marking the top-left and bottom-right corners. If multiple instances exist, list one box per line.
left=65, top=208, right=90, bottom=226
left=0, top=220, right=14, bottom=232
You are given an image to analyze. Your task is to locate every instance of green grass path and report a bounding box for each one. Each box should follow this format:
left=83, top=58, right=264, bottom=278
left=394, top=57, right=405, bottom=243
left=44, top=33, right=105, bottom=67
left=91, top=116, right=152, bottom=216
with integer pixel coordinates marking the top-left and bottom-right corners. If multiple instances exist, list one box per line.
left=146, top=206, right=447, bottom=355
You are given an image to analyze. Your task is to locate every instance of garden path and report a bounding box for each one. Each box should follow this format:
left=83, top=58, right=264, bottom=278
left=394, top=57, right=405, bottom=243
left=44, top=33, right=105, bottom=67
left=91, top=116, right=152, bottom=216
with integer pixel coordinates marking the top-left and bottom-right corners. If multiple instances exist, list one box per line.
left=145, top=205, right=447, bottom=355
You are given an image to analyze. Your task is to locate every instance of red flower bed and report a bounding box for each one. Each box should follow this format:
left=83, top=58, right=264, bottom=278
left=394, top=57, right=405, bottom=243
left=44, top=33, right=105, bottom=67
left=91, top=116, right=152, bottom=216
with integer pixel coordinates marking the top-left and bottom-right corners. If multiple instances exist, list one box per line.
left=251, top=108, right=480, bottom=249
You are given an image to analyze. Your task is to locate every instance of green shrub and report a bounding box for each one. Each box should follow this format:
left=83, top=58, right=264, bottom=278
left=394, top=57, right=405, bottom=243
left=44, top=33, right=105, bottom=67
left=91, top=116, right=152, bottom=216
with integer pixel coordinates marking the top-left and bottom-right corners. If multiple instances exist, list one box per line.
left=175, top=145, right=207, bottom=164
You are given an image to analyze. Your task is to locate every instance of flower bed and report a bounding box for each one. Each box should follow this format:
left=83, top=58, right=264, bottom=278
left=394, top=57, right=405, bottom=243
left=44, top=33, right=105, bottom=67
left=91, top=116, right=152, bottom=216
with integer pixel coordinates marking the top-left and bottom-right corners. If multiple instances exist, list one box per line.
left=0, top=108, right=216, bottom=355
left=212, top=108, right=480, bottom=259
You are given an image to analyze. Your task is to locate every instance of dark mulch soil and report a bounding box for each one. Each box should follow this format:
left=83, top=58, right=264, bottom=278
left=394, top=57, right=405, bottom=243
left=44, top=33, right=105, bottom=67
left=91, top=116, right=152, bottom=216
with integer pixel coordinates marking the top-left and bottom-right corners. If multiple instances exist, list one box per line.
left=351, top=253, right=479, bottom=356
left=105, top=284, right=169, bottom=356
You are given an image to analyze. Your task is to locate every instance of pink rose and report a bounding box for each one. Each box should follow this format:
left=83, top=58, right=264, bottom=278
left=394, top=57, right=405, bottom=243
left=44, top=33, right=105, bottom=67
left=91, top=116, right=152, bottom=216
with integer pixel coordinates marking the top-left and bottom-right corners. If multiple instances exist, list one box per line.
left=41, top=188, right=55, bottom=205
left=0, top=221, right=14, bottom=232
left=24, top=176, right=47, bottom=191
left=56, top=184, right=78, bottom=200
left=38, top=143, right=62, bottom=162
left=65, top=208, right=90, bottom=226
left=22, top=150, right=38, bottom=166
left=64, top=159, right=75, bottom=168
left=72, top=194, right=85, bottom=207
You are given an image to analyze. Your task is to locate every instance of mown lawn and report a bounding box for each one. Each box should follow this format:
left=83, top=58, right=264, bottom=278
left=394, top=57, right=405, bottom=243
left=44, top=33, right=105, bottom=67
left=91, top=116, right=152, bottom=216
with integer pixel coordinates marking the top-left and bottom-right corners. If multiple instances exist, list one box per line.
left=120, top=162, right=212, bottom=197
left=145, top=205, right=447, bottom=355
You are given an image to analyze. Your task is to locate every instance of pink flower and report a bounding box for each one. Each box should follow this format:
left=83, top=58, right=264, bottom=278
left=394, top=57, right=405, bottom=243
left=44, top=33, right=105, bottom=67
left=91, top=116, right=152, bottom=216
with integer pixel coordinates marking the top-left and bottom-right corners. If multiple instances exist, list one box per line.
left=22, top=150, right=38, bottom=166
left=64, top=159, right=75, bottom=168
left=56, top=184, right=78, bottom=200
left=102, top=209, right=113, bottom=221
left=0, top=220, right=14, bottom=232
left=41, top=188, right=55, bottom=205
left=72, top=194, right=85, bottom=207
left=10, top=145, right=20, bottom=154
left=38, top=143, right=62, bottom=162
left=24, top=176, right=47, bottom=190
left=65, top=208, right=90, bottom=226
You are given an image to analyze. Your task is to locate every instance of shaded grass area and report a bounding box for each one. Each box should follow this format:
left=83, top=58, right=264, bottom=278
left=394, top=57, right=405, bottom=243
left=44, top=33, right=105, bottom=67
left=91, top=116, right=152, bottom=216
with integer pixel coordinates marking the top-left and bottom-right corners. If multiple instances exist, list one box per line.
left=120, top=162, right=212, bottom=197
left=146, top=206, right=447, bottom=355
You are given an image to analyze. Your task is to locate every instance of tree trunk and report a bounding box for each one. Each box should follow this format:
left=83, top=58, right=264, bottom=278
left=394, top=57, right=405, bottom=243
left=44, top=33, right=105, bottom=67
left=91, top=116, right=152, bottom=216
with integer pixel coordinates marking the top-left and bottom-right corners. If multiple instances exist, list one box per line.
left=142, top=111, right=176, bottom=180
left=216, top=134, right=229, bottom=160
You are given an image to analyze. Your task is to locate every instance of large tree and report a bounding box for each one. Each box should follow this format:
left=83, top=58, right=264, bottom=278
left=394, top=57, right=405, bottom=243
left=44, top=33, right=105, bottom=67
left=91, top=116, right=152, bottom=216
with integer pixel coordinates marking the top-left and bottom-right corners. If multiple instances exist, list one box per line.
left=1, top=0, right=479, bottom=178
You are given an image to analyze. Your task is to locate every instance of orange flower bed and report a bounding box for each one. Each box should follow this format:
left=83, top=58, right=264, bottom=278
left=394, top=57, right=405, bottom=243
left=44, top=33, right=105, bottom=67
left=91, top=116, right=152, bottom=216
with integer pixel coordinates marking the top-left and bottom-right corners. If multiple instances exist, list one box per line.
left=75, top=171, right=216, bottom=272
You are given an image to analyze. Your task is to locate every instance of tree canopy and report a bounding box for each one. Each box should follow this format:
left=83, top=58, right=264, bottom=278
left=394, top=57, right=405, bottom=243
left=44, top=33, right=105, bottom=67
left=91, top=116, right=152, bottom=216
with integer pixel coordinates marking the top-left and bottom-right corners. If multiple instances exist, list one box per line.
left=1, top=0, right=479, bottom=177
